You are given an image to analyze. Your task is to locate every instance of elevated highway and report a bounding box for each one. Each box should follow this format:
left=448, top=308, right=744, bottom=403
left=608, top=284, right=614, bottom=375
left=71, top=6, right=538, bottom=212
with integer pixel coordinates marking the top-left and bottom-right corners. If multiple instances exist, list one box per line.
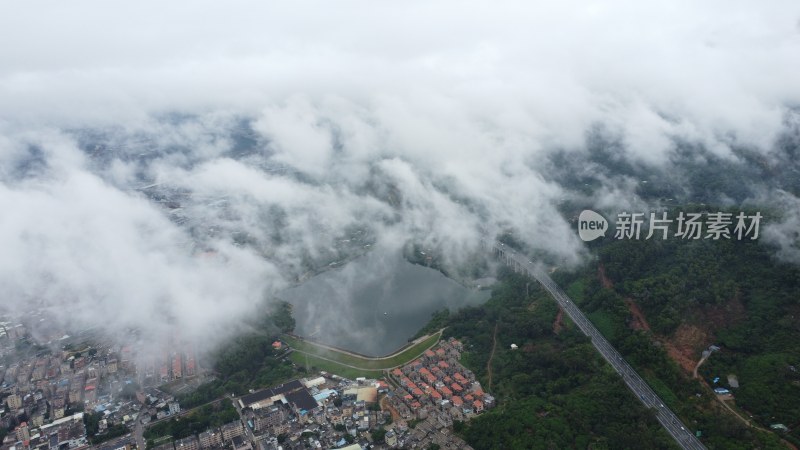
left=486, top=240, right=706, bottom=450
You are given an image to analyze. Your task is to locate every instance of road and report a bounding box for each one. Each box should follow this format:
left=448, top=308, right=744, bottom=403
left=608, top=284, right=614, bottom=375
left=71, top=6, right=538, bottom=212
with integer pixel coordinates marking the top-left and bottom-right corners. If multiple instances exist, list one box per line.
left=233, top=396, right=258, bottom=446
left=134, top=417, right=145, bottom=449
left=487, top=240, right=706, bottom=450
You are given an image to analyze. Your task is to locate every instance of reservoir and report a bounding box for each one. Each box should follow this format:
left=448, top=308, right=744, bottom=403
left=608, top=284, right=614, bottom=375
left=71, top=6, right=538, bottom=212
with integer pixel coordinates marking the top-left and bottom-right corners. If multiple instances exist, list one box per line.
left=279, top=250, right=491, bottom=356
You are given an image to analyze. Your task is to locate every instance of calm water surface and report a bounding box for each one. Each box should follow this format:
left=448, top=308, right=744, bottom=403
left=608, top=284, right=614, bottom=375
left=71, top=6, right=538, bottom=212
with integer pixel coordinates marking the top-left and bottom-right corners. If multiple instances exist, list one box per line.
left=279, top=250, right=490, bottom=356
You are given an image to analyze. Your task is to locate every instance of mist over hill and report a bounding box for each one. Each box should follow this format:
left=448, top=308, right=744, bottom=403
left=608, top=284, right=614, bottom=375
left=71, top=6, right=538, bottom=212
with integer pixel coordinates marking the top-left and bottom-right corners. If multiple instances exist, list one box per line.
left=1, top=1, right=799, bottom=355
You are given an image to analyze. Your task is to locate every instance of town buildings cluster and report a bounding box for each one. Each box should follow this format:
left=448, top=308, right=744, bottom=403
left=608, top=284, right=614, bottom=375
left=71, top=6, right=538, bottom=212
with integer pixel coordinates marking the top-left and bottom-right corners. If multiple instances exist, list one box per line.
left=1, top=317, right=491, bottom=450
left=389, top=337, right=495, bottom=421
left=382, top=338, right=493, bottom=449
left=0, top=317, right=196, bottom=450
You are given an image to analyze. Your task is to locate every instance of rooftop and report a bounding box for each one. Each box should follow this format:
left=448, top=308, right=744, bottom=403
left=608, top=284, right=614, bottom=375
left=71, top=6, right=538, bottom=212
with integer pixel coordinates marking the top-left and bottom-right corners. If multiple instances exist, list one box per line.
left=239, top=379, right=303, bottom=407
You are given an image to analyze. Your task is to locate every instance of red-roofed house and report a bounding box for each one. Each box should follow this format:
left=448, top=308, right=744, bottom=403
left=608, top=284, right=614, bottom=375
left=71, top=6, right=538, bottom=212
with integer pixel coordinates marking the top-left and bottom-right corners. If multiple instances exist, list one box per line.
left=451, top=383, right=463, bottom=392
left=451, top=396, right=463, bottom=407
left=473, top=400, right=484, bottom=412
left=412, top=388, right=423, bottom=397
left=439, top=386, right=453, bottom=398
left=438, top=361, right=449, bottom=369
left=424, top=349, right=435, bottom=358
left=392, top=368, right=403, bottom=377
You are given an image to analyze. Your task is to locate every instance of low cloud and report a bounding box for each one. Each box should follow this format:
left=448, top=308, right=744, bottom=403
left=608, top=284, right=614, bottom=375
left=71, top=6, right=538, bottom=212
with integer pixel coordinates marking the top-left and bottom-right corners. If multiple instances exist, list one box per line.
left=0, top=1, right=798, bottom=353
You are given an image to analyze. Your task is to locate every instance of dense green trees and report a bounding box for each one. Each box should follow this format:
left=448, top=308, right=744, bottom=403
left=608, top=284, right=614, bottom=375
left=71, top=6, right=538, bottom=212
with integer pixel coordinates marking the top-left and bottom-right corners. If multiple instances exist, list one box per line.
left=83, top=412, right=102, bottom=438
left=83, top=412, right=129, bottom=445
left=432, top=270, right=676, bottom=449
left=177, top=301, right=301, bottom=408
left=178, top=333, right=296, bottom=408
left=144, top=401, right=238, bottom=445
left=269, top=301, right=296, bottom=333
left=433, top=239, right=798, bottom=449
left=370, top=427, right=387, bottom=443
left=556, top=223, right=800, bottom=447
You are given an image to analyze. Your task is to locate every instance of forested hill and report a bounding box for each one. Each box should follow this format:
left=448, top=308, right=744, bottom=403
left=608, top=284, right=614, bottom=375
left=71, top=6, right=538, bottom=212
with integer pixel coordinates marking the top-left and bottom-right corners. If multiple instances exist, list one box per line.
left=425, top=271, right=678, bottom=449
left=552, top=232, right=800, bottom=448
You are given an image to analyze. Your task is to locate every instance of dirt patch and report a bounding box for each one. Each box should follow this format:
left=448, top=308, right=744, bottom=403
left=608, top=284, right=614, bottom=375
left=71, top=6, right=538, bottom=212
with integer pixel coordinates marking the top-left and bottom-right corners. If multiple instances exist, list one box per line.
left=673, top=323, right=710, bottom=355
left=599, top=265, right=651, bottom=331
left=666, top=305, right=730, bottom=375
left=703, top=292, right=746, bottom=331
left=597, top=264, right=712, bottom=374
left=597, top=267, right=794, bottom=445
left=486, top=322, right=498, bottom=391
left=553, top=308, right=564, bottom=334
left=693, top=353, right=708, bottom=379
left=662, top=323, right=708, bottom=374
left=664, top=323, right=714, bottom=375
left=662, top=340, right=697, bottom=373
left=598, top=264, right=614, bottom=289
left=380, top=395, right=401, bottom=423
left=624, top=298, right=651, bottom=331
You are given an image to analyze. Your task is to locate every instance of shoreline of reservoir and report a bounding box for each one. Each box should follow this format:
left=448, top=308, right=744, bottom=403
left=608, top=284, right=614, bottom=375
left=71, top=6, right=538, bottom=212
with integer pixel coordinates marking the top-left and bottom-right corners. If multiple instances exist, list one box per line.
left=278, top=249, right=491, bottom=356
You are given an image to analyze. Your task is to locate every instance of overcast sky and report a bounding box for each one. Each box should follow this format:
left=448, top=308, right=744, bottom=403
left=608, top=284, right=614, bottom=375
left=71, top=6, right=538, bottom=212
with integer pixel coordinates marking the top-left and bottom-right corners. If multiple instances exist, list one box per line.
left=1, top=1, right=798, bottom=353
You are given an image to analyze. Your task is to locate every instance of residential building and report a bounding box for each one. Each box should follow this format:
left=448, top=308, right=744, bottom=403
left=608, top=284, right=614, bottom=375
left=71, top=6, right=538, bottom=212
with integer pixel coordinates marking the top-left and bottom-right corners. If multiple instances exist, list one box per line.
left=198, top=430, right=223, bottom=448
left=221, top=421, right=244, bottom=441
left=174, top=436, right=200, bottom=450
left=6, top=393, right=22, bottom=410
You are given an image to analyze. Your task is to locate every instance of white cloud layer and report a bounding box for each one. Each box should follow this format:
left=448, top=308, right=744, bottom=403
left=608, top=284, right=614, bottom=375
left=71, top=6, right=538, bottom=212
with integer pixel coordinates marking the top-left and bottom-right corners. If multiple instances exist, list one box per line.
left=0, top=1, right=798, bottom=351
